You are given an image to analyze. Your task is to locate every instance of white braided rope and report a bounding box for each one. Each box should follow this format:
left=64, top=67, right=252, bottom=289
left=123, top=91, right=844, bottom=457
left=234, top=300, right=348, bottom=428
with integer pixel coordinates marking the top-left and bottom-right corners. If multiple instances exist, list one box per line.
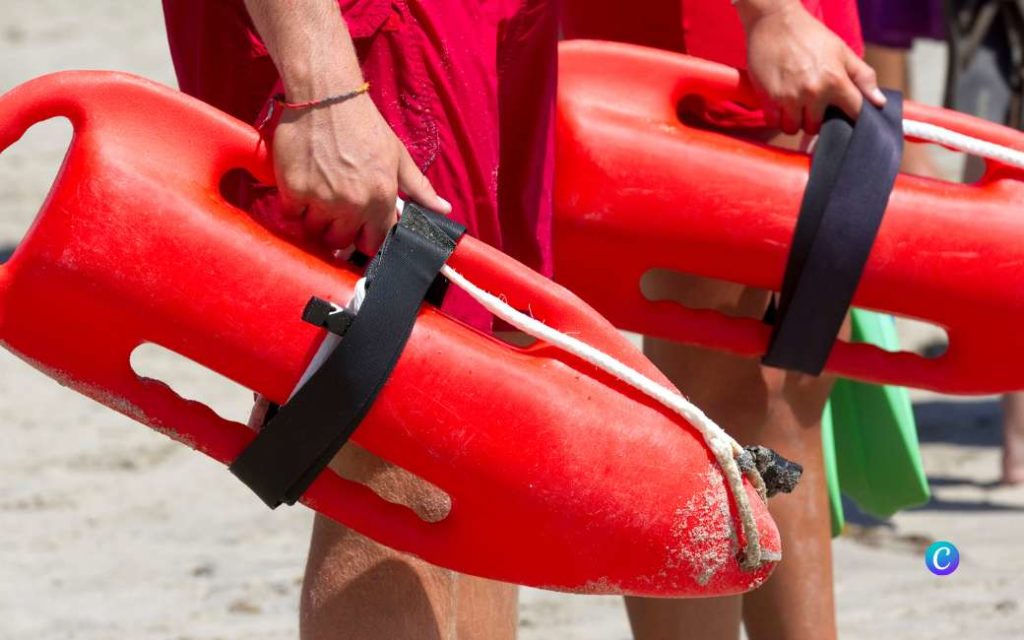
left=903, top=119, right=1024, bottom=171
left=439, top=264, right=769, bottom=570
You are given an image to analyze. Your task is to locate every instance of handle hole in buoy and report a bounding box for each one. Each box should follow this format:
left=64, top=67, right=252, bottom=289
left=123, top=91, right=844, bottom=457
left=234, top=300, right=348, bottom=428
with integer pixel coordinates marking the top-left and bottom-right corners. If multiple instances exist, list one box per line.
left=132, top=345, right=453, bottom=523
left=675, top=95, right=806, bottom=152
left=330, top=445, right=452, bottom=524
left=892, top=317, right=949, bottom=360
left=0, top=117, right=73, bottom=265
left=129, top=343, right=254, bottom=426
left=640, top=269, right=764, bottom=319
left=219, top=168, right=320, bottom=254
left=902, top=140, right=977, bottom=185
left=492, top=326, right=539, bottom=349
left=640, top=268, right=950, bottom=360
left=676, top=94, right=995, bottom=186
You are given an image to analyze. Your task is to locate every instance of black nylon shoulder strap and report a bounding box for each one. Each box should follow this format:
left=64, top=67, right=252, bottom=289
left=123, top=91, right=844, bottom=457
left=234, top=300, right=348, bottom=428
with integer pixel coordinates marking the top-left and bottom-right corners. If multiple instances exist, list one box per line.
left=762, top=90, right=903, bottom=375
left=229, top=204, right=465, bottom=508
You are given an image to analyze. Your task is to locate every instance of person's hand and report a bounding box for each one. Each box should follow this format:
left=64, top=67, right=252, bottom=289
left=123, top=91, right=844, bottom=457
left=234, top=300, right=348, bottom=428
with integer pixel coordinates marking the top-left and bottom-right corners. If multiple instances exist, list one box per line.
left=271, top=94, right=451, bottom=255
left=737, top=0, right=886, bottom=134
left=243, top=0, right=451, bottom=255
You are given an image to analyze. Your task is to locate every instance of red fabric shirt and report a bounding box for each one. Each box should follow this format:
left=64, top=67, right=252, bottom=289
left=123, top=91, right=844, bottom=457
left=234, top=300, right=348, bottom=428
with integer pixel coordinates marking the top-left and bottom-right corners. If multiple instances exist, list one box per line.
left=561, top=0, right=864, bottom=129
left=163, top=0, right=557, bottom=329
left=164, top=1, right=863, bottom=328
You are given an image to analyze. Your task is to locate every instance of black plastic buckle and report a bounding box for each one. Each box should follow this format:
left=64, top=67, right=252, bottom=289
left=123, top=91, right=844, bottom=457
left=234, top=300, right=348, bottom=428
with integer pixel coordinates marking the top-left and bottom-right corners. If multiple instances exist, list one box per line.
left=302, top=297, right=356, bottom=337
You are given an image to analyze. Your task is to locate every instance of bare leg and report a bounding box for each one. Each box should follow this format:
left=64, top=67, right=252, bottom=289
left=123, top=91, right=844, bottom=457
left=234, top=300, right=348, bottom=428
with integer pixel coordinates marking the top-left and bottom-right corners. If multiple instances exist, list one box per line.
left=1002, top=392, right=1024, bottom=485
left=300, top=445, right=517, bottom=640
left=625, top=270, right=837, bottom=640
left=626, top=593, right=742, bottom=640
left=738, top=389, right=835, bottom=640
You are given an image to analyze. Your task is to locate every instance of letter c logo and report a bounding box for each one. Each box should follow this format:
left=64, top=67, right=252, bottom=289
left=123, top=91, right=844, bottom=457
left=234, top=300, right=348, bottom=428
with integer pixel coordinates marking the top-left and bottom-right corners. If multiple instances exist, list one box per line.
left=925, top=541, right=959, bottom=576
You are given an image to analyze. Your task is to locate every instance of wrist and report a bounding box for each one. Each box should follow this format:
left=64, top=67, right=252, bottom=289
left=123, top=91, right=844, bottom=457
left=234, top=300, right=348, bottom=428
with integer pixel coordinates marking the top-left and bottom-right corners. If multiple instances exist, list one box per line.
left=279, top=62, right=364, bottom=104
left=734, top=0, right=801, bottom=26
left=274, top=82, right=371, bottom=113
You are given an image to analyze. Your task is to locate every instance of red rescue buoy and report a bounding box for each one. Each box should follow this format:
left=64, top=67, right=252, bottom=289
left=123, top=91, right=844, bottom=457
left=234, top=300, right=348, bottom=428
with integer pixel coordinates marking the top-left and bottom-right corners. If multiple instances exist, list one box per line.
left=556, top=40, right=1024, bottom=394
left=0, top=70, right=779, bottom=596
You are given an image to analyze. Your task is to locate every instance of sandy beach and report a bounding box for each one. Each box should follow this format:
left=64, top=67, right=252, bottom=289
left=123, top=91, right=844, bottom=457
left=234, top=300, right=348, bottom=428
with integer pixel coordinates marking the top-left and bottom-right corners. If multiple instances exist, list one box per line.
left=0, top=2, right=1021, bottom=638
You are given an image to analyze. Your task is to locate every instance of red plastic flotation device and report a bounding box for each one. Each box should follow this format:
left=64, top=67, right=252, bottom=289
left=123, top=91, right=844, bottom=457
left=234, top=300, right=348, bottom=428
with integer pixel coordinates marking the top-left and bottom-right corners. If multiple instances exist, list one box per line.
left=0, top=70, right=780, bottom=596
left=556, top=40, right=1024, bottom=394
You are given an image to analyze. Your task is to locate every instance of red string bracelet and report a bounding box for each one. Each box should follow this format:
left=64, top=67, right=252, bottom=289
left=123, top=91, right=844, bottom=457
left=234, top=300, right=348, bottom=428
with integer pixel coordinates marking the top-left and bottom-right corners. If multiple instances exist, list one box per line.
left=258, top=81, right=371, bottom=130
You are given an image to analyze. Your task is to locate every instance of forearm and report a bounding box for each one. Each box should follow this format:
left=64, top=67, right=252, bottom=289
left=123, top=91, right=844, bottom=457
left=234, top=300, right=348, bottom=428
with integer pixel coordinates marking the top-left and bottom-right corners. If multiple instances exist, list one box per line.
left=243, top=0, right=363, bottom=101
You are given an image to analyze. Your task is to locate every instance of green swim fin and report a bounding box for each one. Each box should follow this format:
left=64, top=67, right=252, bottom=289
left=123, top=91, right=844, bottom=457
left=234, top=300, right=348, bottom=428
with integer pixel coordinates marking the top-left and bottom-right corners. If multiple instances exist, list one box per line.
left=824, top=310, right=931, bottom=536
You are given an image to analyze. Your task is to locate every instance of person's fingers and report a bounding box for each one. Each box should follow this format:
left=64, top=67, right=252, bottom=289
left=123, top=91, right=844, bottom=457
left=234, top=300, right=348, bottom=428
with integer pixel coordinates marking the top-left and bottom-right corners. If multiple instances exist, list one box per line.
left=353, top=205, right=397, bottom=255
left=311, top=198, right=376, bottom=255
left=397, top=146, right=452, bottom=215
left=762, top=102, right=782, bottom=130
left=323, top=215, right=361, bottom=251
left=832, top=75, right=865, bottom=120
left=303, top=202, right=337, bottom=238
left=803, top=93, right=829, bottom=135
left=333, top=244, right=357, bottom=262
left=278, top=189, right=309, bottom=219
left=801, top=106, right=820, bottom=136
left=780, top=100, right=802, bottom=135
left=845, top=51, right=886, bottom=108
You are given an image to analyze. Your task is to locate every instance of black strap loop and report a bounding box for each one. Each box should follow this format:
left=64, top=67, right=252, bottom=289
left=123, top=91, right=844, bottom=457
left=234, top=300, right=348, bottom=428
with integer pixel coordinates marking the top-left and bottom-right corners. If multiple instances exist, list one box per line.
left=762, top=90, right=903, bottom=375
left=229, top=203, right=465, bottom=508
